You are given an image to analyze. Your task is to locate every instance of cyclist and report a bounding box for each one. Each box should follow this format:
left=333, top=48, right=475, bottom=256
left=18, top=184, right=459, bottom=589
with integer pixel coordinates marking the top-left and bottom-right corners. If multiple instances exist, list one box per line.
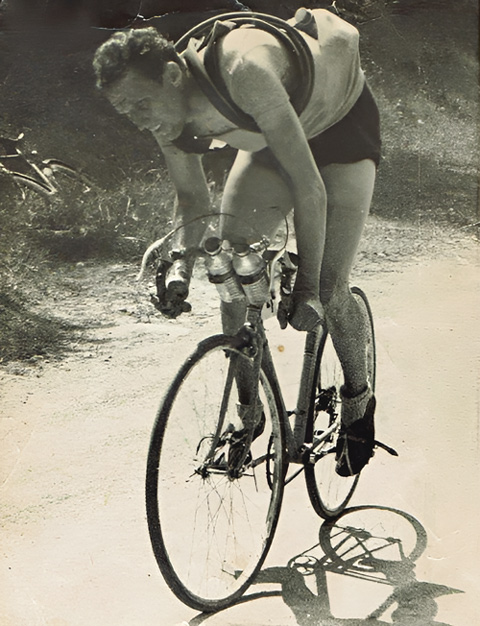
left=92, top=7, right=381, bottom=477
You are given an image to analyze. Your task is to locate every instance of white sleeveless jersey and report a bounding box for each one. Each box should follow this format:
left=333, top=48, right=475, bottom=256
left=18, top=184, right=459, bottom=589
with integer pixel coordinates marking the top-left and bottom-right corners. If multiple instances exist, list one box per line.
left=292, top=9, right=366, bottom=138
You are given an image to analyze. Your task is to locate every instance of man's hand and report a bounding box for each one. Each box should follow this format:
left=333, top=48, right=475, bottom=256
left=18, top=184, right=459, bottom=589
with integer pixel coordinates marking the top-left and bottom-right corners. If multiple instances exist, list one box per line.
left=151, top=258, right=192, bottom=319
left=278, top=291, right=325, bottom=332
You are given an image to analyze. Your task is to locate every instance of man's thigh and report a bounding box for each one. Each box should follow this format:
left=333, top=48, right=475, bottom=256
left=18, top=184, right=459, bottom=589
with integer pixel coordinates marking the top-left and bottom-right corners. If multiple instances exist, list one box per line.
left=220, top=154, right=375, bottom=290
left=220, top=150, right=293, bottom=245
left=319, top=159, right=376, bottom=298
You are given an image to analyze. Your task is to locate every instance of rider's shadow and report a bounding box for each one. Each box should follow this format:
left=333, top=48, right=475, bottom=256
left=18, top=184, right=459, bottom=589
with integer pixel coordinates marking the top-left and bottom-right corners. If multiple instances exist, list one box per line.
left=189, top=506, right=463, bottom=626
left=255, top=556, right=460, bottom=626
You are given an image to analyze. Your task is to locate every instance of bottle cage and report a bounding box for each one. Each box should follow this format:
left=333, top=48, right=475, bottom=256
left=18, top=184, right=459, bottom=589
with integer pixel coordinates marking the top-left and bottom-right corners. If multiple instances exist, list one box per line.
left=174, top=12, right=315, bottom=134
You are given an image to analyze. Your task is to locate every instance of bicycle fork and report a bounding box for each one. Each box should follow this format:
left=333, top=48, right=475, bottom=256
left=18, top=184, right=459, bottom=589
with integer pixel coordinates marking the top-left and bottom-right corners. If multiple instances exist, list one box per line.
left=195, top=311, right=266, bottom=480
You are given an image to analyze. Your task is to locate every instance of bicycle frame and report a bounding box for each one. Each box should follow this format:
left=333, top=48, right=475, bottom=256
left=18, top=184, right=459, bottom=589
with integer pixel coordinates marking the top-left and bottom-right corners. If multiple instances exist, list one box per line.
left=141, top=237, right=346, bottom=478
left=145, top=242, right=374, bottom=610
left=0, top=133, right=82, bottom=197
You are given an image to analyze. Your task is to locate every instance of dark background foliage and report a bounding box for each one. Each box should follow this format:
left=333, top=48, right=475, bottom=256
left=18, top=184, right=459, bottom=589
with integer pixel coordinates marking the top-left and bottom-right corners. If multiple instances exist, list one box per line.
left=0, top=0, right=478, bottom=360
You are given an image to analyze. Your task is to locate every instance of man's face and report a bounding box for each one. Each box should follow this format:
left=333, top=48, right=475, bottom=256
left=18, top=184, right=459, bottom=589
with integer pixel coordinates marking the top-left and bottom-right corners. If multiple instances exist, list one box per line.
left=106, top=66, right=186, bottom=143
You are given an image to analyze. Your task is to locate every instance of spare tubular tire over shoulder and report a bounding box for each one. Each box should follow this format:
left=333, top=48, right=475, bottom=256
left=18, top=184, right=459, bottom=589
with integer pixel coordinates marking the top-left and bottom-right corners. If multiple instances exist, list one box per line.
left=175, top=11, right=315, bottom=133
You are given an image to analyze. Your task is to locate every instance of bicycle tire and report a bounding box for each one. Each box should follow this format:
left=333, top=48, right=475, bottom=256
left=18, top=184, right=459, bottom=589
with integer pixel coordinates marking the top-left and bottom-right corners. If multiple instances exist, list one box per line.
left=145, top=334, right=286, bottom=612
left=305, top=287, right=376, bottom=519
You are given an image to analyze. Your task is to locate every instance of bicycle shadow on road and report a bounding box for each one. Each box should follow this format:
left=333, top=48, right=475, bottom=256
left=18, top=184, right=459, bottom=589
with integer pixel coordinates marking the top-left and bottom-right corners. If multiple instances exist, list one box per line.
left=187, top=505, right=463, bottom=626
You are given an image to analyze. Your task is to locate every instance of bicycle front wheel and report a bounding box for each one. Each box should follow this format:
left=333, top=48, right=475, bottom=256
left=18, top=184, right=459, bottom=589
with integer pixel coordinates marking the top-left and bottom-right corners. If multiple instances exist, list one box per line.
left=146, top=334, right=285, bottom=612
left=305, top=287, right=376, bottom=519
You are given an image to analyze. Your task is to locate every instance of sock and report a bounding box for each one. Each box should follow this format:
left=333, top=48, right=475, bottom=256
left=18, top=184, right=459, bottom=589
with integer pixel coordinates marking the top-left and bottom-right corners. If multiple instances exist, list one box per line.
left=340, top=384, right=373, bottom=427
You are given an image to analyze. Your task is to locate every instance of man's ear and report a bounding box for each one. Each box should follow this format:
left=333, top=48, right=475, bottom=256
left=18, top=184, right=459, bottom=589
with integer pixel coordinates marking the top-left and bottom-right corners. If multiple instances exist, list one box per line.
left=163, top=61, right=183, bottom=88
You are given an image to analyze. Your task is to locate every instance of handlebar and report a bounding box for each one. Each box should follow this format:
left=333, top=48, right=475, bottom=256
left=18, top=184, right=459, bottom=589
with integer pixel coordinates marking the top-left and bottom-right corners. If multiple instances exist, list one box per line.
left=137, top=231, right=297, bottom=318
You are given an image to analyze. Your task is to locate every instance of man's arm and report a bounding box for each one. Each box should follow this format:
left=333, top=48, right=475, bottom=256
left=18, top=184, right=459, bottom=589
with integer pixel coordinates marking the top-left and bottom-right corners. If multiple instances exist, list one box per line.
left=155, top=140, right=211, bottom=253
left=228, top=60, right=326, bottom=327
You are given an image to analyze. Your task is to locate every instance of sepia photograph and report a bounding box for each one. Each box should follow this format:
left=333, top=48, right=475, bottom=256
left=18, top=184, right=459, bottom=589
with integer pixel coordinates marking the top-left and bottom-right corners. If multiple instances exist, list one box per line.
left=1, top=1, right=478, bottom=625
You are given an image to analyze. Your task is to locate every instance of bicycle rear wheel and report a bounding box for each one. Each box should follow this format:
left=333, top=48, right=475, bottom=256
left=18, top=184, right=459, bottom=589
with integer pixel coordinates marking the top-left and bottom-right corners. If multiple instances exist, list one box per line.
left=305, top=287, right=376, bottom=519
left=146, top=334, right=285, bottom=612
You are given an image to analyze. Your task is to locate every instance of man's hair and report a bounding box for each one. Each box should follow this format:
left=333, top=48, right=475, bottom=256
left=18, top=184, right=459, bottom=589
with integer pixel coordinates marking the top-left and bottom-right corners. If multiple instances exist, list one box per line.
left=93, top=27, right=179, bottom=89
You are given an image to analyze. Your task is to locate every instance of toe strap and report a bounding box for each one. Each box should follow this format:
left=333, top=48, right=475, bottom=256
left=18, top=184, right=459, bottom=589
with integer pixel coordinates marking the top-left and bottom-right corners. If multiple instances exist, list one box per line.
left=374, top=440, right=399, bottom=456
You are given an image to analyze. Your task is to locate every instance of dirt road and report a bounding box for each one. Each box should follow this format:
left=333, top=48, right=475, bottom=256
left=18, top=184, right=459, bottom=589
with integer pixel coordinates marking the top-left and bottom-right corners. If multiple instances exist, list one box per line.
left=1, top=228, right=479, bottom=626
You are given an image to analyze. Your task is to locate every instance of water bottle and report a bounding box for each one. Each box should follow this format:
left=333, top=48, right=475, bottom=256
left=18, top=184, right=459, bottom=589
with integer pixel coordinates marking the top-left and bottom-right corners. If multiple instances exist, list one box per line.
left=204, top=237, right=245, bottom=303
left=294, top=8, right=319, bottom=39
left=232, top=244, right=270, bottom=307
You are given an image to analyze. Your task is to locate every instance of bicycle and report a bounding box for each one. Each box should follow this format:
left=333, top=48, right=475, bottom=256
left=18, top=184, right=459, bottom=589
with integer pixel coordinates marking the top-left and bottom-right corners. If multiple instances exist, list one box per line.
left=145, top=236, right=383, bottom=612
left=0, top=132, right=89, bottom=197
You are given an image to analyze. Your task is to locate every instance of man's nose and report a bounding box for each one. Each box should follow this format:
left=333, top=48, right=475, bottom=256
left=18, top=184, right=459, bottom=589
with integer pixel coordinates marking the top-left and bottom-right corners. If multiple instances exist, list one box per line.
left=127, top=111, right=147, bottom=128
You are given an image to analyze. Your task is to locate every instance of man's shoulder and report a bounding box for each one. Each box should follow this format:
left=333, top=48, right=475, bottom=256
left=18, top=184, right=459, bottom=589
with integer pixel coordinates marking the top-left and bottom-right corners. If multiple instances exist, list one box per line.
left=219, top=26, right=283, bottom=58
left=214, top=26, right=286, bottom=89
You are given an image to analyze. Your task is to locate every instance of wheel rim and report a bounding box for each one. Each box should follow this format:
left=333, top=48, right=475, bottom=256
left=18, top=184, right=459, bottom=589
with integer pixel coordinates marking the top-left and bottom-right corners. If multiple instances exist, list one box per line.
left=147, top=343, right=284, bottom=609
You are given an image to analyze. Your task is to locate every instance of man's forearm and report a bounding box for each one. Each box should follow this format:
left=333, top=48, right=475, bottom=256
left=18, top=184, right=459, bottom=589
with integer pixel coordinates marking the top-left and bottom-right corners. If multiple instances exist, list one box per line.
left=171, top=195, right=210, bottom=252
left=292, top=189, right=326, bottom=296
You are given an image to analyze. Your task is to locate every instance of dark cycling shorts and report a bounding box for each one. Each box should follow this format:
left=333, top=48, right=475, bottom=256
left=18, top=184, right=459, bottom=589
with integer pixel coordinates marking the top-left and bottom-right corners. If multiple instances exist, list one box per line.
left=308, top=82, right=381, bottom=168
left=253, top=81, right=381, bottom=170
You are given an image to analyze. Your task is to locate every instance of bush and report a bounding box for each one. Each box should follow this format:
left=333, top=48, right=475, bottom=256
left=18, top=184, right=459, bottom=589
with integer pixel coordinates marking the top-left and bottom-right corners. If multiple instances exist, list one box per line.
left=0, top=147, right=175, bottom=363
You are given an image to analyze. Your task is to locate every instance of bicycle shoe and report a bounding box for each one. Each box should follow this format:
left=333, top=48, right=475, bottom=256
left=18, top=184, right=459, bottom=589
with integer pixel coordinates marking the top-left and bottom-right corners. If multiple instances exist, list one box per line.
left=151, top=252, right=194, bottom=319
left=335, top=395, right=376, bottom=477
left=228, top=404, right=266, bottom=472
